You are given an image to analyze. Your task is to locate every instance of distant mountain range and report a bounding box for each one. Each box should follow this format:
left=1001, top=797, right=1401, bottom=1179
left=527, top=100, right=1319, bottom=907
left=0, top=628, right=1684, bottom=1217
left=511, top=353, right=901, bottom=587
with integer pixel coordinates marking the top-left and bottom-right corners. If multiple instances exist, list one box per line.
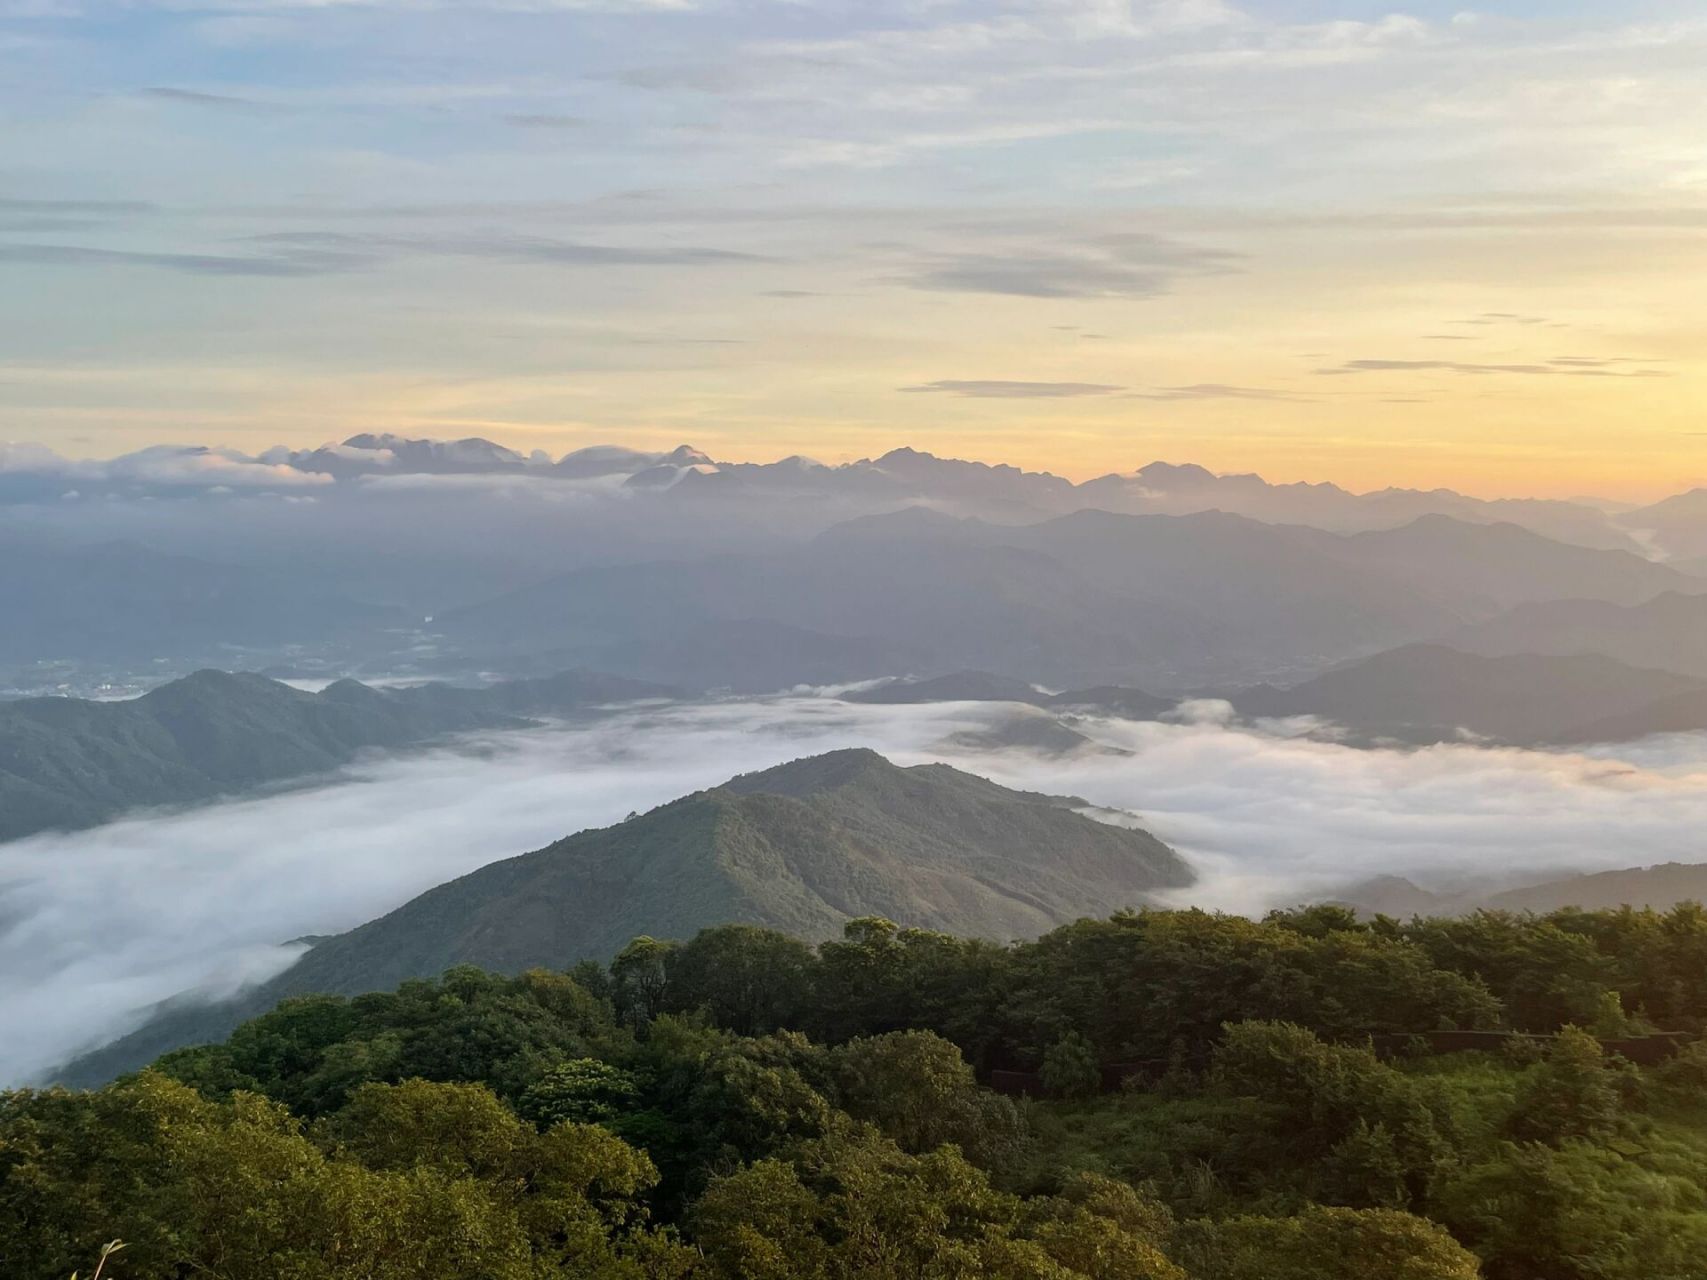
left=9, top=436, right=1707, bottom=689
left=58, top=748, right=1190, bottom=1084
left=1329, top=862, right=1707, bottom=919
left=847, top=670, right=1174, bottom=720
left=0, top=668, right=674, bottom=843
left=1451, top=591, right=1707, bottom=680
left=0, top=534, right=400, bottom=667
left=843, top=646, right=1707, bottom=750
left=15, top=433, right=1707, bottom=558
left=442, top=505, right=1704, bottom=692
left=1621, top=488, right=1707, bottom=560
left=1231, top=645, right=1707, bottom=746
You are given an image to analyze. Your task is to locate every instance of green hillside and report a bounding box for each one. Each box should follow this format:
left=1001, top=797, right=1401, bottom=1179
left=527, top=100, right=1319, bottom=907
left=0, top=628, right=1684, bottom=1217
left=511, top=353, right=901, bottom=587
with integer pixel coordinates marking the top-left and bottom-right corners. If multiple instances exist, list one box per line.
left=61, top=750, right=1190, bottom=1083
left=0, top=668, right=674, bottom=842
left=247, top=749, right=1189, bottom=996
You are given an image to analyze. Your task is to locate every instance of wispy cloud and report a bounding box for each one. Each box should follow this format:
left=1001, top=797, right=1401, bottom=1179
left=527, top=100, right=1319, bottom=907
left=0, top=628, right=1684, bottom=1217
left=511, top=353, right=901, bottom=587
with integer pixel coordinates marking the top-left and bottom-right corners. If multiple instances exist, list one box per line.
left=902, top=252, right=1178, bottom=298
left=899, top=379, right=1125, bottom=398
left=899, top=233, right=1237, bottom=300
left=1124, top=383, right=1304, bottom=402
left=139, top=86, right=271, bottom=112
left=504, top=113, right=587, bottom=129
left=252, top=229, right=767, bottom=267
left=1457, top=311, right=1553, bottom=326
left=0, top=198, right=157, bottom=216
left=48, top=0, right=697, bottom=11
left=1317, top=358, right=1672, bottom=378
left=0, top=242, right=371, bottom=277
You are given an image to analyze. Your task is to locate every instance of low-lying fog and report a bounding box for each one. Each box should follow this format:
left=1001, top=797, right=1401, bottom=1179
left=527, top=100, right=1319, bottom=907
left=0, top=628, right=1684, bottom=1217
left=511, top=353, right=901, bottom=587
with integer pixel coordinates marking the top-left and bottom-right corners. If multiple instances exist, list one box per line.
left=8, top=696, right=1707, bottom=1083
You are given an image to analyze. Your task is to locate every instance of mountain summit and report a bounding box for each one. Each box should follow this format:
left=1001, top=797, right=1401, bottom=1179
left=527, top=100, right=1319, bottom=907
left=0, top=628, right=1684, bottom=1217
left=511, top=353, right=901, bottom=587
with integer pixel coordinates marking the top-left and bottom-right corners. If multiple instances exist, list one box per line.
left=61, top=750, right=1190, bottom=1083
left=276, top=747, right=1192, bottom=998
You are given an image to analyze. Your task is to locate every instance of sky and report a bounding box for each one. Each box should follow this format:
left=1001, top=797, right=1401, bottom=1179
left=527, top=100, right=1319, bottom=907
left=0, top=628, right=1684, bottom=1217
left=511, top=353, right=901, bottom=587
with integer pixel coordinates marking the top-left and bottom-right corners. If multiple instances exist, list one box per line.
left=1, top=0, right=1705, bottom=499
left=13, top=693, right=1707, bottom=1083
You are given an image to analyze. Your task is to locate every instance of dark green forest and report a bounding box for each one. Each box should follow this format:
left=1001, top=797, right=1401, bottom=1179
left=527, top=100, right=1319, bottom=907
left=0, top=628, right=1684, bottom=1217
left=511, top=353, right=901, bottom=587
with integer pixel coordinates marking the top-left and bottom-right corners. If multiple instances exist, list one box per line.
left=11, top=904, right=1707, bottom=1279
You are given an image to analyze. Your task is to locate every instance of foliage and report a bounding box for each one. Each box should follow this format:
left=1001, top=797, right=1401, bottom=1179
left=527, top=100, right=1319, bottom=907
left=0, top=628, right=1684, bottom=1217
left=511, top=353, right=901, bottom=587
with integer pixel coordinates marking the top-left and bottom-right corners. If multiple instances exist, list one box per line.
left=829, top=1030, right=1028, bottom=1168
left=1174, top=1205, right=1482, bottom=1280
left=1042, top=1032, right=1102, bottom=1100
left=520, top=1059, right=640, bottom=1128
left=22, top=906, right=1707, bottom=1278
left=0, top=1073, right=692, bottom=1280
left=1505, top=1026, right=1623, bottom=1145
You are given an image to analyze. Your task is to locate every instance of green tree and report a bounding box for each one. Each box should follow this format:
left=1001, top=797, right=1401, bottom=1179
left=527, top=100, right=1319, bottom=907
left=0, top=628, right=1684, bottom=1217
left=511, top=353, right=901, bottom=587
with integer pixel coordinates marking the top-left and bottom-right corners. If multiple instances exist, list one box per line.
left=1319, top=1119, right=1410, bottom=1209
left=829, top=1030, right=1027, bottom=1170
left=613, top=937, right=680, bottom=1026
left=1437, top=1140, right=1707, bottom=1280
left=1022, top=1172, right=1184, bottom=1280
left=664, top=925, right=817, bottom=1036
left=520, top=1058, right=640, bottom=1128
left=1507, top=1026, right=1622, bottom=1145
left=1041, top=1031, right=1102, bottom=1100
left=1210, top=1021, right=1452, bottom=1206
left=0, top=1073, right=693, bottom=1280
left=1174, top=1206, right=1481, bottom=1280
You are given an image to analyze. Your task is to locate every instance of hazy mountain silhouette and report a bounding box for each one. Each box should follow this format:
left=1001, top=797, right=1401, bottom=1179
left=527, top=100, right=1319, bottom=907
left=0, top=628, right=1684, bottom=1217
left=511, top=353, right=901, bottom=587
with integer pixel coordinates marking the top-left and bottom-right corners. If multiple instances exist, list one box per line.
left=1451, top=592, right=1707, bottom=680
left=1233, top=644, right=1704, bottom=746
left=0, top=669, right=674, bottom=842
left=1329, top=862, right=1707, bottom=918
left=0, top=534, right=398, bottom=666
left=1619, top=488, right=1707, bottom=560
left=442, top=507, right=1701, bottom=693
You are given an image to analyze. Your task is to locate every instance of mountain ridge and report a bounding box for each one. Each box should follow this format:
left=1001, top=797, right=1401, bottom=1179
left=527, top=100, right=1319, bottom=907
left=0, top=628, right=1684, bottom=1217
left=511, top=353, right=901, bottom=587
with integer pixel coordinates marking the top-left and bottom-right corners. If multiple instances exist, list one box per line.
left=0, top=668, right=675, bottom=843
left=1232, top=644, right=1707, bottom=746
left=56, top=748, right=1191, bottom=1085
left=8, top=436, right=1676, bottom=555
left=444, top=506, right=1702, bottom=694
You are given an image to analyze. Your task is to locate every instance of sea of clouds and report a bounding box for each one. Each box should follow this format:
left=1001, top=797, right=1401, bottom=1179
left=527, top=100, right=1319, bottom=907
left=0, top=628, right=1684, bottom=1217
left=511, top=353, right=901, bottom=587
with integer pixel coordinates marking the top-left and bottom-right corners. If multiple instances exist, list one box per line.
left=7, top=695, right=1707, bottom=1083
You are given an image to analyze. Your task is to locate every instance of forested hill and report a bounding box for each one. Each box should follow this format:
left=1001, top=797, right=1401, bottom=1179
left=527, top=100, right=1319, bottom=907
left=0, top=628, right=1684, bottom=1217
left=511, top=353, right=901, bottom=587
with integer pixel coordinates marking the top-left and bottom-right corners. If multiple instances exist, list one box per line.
left=0, top=668, right=675, bottom=842
left=61, top=750, right=1191, bottom=1083
left=17, top=904, right=1707, bottom=1280
left=213, top=748, right=1191, bottom=995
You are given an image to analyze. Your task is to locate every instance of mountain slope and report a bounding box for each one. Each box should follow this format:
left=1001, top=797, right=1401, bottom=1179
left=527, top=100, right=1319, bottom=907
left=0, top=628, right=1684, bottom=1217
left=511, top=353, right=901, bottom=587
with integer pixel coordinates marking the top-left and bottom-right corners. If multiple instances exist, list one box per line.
left=445, top=506, right=1694, bottom=694
left=1077, top=460, right=1638, bottom=550
left=0, top=534, right=398, bottom=665
left=1233, top=645, right=1705, bottom=745
left=0, top=668, right=674, bottom=842
left=1450, top=592, right=1707, bottom=680
left=277, top=748, right=1192, bottom=996
left=1337, top=514, right=1686, bottom=611
left=1619, top=488, right=1707, bottom=560
left=1556, top=689, right=1707, bottom=744
left=1329, top=862, right=1707, bottom=918
left=60, top=750, right=1191, bottom=1083
left=1482, top=863, right=1707, bottom=914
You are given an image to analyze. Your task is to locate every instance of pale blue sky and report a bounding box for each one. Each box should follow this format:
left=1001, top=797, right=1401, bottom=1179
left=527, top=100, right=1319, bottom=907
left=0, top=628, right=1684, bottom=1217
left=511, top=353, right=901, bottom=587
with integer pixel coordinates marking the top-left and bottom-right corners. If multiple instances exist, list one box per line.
left=2, top=1, right=1704, bottom=496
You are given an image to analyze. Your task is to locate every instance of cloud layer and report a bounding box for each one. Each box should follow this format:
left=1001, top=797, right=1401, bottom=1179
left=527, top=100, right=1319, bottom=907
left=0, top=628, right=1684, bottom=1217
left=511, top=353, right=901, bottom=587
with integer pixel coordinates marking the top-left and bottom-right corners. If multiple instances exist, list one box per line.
left=9, top=695, right=1707, bottom=1084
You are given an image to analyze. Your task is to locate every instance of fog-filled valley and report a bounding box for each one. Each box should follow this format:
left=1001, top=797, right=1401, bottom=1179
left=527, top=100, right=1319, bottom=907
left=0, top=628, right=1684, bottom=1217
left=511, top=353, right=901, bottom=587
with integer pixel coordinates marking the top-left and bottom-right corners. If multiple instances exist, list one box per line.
left=12, top=685, right=1707, bottom=1085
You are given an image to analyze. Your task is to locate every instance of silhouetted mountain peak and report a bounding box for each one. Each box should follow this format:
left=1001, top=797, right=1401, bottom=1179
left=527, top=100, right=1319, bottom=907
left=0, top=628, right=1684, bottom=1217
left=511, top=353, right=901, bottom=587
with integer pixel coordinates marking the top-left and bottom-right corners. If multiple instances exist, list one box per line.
left=1134, top=460, right=1219, bottom=487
